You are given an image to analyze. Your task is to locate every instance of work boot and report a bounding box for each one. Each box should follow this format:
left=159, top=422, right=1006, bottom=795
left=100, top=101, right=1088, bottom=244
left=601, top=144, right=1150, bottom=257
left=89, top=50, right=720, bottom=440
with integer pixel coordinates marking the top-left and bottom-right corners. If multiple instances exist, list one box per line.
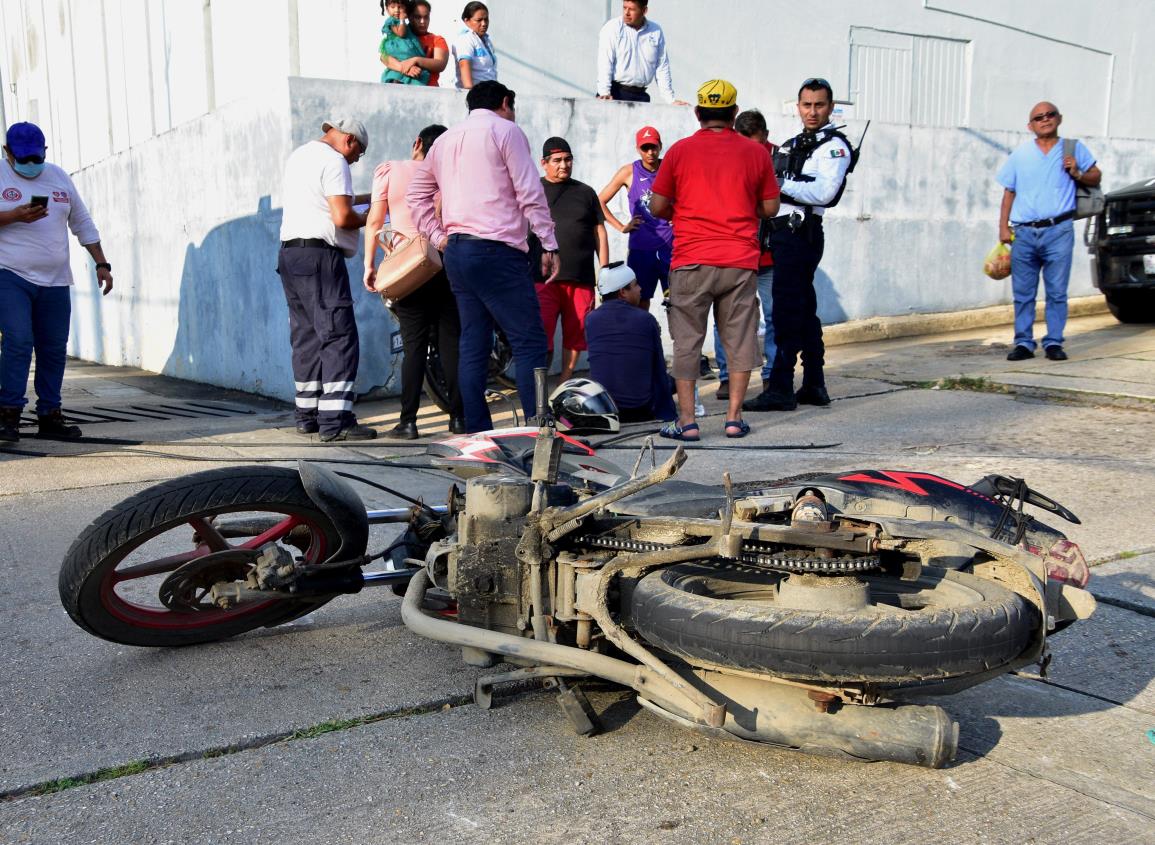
left=795, top=385, right=831, bottom=406
left=715, top=380, right=729, bottom=401
left=742, top=388, right=798, bottom=412
left=37, top=408, right=83, bottom=440
left=0, top=406, right=21, bottom=443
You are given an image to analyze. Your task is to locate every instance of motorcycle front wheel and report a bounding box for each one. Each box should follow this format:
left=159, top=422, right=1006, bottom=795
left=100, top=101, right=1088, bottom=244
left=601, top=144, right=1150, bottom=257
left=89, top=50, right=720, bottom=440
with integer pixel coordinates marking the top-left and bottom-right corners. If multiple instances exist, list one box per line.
left=630, top=562, right=1039, bottom=683
left=59, top=467, right=342, bottom=647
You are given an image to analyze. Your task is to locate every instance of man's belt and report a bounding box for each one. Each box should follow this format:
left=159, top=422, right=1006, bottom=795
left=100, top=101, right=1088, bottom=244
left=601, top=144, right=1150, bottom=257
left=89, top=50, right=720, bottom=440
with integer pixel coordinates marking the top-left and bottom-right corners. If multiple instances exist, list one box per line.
left=1014, top=210, right=1075, bottom=229
left=611, top=82, right=648, bottom=94
left=281, top=238, right=340, bottom=250
left=448, top=233, right=484, bottom=242
left=766, top=211, right=822, bottom=233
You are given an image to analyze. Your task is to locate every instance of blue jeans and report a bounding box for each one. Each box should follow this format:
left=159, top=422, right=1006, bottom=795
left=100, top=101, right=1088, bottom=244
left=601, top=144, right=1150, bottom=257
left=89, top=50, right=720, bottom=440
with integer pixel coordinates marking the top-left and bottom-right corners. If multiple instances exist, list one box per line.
left=1010, top=222, right=1074, bottom=350
left=0, top=269, right=72, bottom=414
left=443, top=237, right=549, bottom=432
left=714, top=267, right=775, bottom=382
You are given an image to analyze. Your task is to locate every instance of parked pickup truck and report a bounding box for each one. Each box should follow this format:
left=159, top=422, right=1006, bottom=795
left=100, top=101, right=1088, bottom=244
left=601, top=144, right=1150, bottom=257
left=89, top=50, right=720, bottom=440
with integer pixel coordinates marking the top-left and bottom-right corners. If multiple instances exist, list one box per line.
left=1086, top=177, right=1155, bottom=323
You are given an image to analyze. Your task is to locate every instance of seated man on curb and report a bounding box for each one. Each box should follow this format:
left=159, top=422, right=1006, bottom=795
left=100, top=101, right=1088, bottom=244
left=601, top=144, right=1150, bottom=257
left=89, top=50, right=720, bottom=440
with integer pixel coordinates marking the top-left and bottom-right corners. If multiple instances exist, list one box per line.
left=584, top=262, right=676, bottom=424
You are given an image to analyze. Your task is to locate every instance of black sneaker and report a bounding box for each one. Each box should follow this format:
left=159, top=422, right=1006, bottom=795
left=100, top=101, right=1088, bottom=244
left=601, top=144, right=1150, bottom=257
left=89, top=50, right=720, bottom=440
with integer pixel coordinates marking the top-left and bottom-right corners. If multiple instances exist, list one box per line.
left=699, top=355, right=714, bottom=378
left=37, top=408, right=83, bottom=439
left=795, top=385, right=831, bottom=406
left=319, top=422, right=378, bottom=442
left=742, top=389, right=798, bottom=412
left=1044, top=345, right=1068, bottom=361
left=296, top=419, right=319, bottom=435
left=1006, top=345, right=1035, bottom=361
left=715, top=380, right=730, bottom=401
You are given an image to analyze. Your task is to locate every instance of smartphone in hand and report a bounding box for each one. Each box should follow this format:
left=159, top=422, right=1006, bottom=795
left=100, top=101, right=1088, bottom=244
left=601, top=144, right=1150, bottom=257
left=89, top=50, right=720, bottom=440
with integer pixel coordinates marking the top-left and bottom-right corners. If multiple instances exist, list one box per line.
left=31, top=195, right=49, bottom=208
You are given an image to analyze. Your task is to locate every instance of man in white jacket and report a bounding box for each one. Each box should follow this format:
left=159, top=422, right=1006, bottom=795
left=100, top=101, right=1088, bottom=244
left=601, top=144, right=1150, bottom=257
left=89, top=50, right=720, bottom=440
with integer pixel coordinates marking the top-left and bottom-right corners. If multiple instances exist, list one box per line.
left=0, top=121, right=113, bottom=442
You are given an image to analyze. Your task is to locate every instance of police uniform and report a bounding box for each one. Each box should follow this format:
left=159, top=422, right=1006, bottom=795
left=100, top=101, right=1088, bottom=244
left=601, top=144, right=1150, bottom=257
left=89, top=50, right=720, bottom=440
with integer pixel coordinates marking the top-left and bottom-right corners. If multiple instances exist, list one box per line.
left=747, top=122, right=852, bottom=410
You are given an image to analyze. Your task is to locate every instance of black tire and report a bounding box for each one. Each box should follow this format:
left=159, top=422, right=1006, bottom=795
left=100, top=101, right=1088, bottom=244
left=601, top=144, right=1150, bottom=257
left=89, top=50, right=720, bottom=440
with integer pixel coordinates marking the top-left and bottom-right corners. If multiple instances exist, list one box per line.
left=59, top=467, right=342, bottom=647
left=423, top=337, right=455, bottom=414
left=630, top=562, right=1039, bottom=682
left=1105, top=290, right=1155, bottom=324
left=424, top=330, right=517, bottom=414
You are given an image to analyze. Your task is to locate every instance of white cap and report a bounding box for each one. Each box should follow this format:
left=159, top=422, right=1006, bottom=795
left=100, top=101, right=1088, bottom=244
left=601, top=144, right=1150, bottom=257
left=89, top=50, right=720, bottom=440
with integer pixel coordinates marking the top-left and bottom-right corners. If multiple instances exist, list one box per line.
left=322, top=117, right=369, bottom=152
left=597, top=261, right=636, bottom=295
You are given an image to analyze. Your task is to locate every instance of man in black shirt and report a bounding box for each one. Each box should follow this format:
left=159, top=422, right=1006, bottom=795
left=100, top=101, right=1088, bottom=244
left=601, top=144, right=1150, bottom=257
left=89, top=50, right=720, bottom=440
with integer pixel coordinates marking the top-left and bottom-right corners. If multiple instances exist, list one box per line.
left=535, top=137, right=609, bottom=381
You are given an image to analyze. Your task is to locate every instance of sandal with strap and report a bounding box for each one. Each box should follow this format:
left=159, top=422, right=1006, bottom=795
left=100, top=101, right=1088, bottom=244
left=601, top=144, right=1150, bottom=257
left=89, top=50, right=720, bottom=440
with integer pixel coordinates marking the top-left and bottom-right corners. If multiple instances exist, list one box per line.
left=658, top=421, right=700, bottom=442
left=724, top=419, right=750, bottom=439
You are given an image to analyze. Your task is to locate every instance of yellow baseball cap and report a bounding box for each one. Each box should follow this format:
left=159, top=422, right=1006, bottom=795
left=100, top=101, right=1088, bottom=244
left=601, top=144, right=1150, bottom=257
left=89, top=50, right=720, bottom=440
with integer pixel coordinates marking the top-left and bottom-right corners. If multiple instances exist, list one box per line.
left=697, top=79, right=738, bottom=108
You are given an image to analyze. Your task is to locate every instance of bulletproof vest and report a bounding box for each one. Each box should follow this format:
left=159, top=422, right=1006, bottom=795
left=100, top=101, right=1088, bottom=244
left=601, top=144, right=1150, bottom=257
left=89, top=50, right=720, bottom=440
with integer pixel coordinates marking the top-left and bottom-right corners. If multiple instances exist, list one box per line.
left=774, top=126, right=859, bottom=210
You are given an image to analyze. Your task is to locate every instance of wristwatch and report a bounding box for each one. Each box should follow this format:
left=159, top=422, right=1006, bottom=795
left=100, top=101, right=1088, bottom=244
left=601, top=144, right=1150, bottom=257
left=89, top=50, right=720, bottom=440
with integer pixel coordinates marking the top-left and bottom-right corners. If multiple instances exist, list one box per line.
left=95, top=262, right=112, bottom=271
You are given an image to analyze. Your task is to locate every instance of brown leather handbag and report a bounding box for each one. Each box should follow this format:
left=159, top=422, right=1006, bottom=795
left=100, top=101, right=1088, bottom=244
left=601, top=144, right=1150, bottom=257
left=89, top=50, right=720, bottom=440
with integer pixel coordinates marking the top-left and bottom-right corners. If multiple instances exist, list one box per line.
left=373, top=229, right=442, bottom=301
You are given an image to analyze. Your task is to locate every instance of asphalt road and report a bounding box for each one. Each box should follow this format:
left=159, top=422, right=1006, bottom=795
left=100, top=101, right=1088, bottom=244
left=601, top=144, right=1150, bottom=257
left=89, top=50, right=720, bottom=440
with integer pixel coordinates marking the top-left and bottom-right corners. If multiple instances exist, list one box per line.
left=1, top=316, right=1152, bottom=844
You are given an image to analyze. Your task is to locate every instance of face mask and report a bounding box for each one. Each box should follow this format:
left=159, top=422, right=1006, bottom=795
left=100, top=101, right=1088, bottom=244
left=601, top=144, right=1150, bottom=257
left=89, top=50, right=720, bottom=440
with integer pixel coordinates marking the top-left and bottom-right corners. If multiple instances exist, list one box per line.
left=13, top=161, right=44, bottom=179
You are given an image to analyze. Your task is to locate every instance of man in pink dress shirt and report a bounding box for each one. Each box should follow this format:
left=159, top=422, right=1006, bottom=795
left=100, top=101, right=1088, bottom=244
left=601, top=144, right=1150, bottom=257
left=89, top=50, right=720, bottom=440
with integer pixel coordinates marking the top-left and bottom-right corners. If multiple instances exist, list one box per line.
left=407, top=80, right=560, bottom=432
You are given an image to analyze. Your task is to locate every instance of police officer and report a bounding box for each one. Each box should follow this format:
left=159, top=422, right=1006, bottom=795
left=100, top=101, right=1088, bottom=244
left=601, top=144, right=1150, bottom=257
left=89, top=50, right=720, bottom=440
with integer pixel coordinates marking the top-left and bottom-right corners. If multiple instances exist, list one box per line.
left=744, top=77, right=852, bottom=412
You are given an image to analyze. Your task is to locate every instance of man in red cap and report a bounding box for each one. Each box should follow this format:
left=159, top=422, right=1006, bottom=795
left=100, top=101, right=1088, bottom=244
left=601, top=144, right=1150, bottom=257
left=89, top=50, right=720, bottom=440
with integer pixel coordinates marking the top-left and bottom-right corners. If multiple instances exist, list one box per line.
left=598, top=125, right=674, bottom=311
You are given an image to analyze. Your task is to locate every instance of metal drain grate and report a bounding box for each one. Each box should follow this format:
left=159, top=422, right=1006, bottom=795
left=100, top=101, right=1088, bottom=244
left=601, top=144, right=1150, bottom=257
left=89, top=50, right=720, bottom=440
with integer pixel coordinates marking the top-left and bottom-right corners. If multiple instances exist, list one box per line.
left=19, top=401, right=258, bottom=426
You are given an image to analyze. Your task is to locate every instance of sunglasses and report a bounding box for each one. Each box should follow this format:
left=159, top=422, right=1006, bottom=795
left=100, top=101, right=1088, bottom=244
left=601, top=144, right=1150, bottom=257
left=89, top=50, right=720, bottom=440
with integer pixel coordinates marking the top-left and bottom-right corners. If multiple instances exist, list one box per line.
left=639, top=144, right=659, bottom=152
left=1031, top=110, right=1059, bottom=122
left=13, top=153, right=45, bottom=165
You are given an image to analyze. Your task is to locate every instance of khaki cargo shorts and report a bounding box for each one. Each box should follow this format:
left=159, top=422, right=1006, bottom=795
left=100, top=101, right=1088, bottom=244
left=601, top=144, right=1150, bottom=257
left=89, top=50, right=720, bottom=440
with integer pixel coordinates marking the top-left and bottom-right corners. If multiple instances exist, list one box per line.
left=667, top=264, right=759, bottom=380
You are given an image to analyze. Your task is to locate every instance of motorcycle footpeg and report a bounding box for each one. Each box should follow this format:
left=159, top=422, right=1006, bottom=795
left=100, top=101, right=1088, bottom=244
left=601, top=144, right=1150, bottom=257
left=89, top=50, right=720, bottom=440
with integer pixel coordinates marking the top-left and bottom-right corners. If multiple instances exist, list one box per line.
left=556, top=682, right=601, bottom=737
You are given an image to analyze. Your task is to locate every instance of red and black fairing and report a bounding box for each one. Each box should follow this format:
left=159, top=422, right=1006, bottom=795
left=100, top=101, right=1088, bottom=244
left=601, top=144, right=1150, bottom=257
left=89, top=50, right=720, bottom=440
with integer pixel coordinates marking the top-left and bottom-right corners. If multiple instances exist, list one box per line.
left=756, top=470, right=1089, bottom=587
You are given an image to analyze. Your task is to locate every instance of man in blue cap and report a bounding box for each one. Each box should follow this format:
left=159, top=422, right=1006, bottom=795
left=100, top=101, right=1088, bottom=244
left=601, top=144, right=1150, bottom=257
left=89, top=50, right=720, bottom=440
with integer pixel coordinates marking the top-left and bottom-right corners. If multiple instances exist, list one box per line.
left=0, top=122, right=113, bottom=442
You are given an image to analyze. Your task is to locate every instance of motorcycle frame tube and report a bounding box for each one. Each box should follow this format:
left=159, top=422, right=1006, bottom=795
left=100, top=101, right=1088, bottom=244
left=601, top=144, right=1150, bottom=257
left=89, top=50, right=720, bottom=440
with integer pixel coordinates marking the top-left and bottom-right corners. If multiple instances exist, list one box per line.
left=401, top=569, right=705, bottom=722
left=366, top=506, right=449, bottom=524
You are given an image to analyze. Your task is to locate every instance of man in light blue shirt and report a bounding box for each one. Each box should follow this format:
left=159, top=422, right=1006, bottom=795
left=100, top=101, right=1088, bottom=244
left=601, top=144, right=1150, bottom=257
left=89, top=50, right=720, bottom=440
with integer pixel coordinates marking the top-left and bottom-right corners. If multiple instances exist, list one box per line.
left=996, top=102, right=1101, bottom=361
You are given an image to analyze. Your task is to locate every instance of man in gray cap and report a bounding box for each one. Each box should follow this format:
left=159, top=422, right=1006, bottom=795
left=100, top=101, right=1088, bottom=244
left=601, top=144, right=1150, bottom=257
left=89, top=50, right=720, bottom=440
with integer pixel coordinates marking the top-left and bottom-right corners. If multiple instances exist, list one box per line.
left=278, top=117, right=375, bottom=441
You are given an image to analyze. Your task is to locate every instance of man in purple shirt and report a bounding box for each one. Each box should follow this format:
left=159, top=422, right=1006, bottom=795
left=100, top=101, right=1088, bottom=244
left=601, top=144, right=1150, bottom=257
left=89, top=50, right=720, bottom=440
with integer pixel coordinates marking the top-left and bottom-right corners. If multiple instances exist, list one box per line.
left=408, top=80, right=560, bottom=432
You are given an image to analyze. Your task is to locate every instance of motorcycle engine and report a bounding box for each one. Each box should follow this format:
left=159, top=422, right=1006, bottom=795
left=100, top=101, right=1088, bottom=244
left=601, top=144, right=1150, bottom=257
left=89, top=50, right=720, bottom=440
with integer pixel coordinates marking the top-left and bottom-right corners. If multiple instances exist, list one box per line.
left=449, top=475, right=536, bottom=636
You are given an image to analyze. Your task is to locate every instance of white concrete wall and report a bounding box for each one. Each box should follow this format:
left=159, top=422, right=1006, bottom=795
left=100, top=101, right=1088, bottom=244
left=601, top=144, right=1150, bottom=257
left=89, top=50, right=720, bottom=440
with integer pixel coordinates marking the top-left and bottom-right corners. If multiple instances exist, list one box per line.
left=61, top=79, right=1151, bottom=401
left=5, top=0, right=1154, bottom=176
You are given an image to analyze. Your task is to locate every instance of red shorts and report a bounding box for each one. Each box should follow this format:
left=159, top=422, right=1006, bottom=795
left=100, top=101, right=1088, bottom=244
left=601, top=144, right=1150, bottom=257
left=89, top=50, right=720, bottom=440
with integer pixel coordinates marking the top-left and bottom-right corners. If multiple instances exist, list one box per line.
left=535, top=281, right=595, bottom=352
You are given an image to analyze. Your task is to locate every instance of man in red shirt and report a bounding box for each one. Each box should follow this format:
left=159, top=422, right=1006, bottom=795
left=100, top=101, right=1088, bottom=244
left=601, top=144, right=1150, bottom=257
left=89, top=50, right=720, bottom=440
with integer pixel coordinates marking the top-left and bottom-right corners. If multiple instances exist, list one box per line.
left=410, top=1, right=449, bottom=87
left=650, top=79, right=779, bottom=440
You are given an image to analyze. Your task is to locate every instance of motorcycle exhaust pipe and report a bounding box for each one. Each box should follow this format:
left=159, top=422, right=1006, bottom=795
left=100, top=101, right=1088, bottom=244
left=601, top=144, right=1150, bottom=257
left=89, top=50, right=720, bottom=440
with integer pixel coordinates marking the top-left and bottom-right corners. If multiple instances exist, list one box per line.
left=647, top=669, right=958, bottom=769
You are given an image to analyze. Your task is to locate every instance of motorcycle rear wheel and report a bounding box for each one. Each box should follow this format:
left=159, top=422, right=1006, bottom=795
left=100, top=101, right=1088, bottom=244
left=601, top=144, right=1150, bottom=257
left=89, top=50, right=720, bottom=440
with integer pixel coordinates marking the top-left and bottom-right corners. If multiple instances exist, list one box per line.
left=59, top=467, right=342, bottom=647
left=630, top=562, right=1038, bottom=683
left=424, top=330, right=517, bottom=414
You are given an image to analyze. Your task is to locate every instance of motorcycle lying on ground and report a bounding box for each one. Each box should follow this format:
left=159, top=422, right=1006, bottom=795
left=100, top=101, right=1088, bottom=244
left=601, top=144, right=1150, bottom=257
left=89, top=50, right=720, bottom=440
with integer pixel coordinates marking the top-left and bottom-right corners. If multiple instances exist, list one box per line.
left=58, top=371, right=1096, bottom=768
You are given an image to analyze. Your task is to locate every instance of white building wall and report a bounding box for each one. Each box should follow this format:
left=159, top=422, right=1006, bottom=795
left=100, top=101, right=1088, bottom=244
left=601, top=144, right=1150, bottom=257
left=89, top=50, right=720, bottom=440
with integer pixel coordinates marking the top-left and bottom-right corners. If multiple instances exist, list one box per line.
left=4, top=0, right=1154, bottom=172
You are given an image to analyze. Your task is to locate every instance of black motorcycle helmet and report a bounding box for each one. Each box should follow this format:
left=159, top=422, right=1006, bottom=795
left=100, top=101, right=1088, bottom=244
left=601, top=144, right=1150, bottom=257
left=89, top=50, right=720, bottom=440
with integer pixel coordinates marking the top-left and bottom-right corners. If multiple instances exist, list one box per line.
left=548, top=378, right=620, bottom=434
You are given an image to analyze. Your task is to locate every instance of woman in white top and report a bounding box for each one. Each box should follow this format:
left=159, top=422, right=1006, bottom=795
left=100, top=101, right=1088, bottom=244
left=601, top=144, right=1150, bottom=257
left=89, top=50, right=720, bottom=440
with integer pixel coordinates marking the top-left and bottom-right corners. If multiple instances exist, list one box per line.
left=451, top=2, right=497, bottom=89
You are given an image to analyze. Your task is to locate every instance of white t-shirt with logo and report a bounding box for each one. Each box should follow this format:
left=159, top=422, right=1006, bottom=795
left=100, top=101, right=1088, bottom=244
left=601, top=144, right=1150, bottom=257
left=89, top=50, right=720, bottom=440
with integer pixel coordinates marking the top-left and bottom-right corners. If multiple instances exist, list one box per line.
left=451, top=29, right=498, bottom=89
left=279, top=140, right=358, bottom=257
left=0, top=161, right=100, bottom=287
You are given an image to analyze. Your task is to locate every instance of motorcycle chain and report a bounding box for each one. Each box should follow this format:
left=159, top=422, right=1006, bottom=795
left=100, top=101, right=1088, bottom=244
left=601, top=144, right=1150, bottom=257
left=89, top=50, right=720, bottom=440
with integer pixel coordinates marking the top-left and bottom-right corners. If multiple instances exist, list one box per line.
left=573, top=536, right=881, bottom=574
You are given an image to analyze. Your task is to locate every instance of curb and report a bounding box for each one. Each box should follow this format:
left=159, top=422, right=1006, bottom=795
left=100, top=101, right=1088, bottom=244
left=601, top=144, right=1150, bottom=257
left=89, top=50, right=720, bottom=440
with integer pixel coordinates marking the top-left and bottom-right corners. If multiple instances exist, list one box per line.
left=823, top=295, right=1109, bottom=347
